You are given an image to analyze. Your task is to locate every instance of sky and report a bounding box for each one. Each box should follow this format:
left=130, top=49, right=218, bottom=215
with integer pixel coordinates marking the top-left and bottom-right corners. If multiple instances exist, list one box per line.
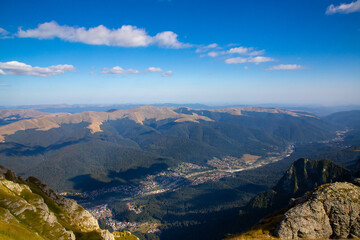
left=0, top=0, right=359, bottom=106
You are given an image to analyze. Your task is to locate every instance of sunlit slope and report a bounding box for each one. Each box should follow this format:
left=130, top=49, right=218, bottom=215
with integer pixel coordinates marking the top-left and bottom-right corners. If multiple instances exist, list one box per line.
left=0, top=166, right=138, bottom=240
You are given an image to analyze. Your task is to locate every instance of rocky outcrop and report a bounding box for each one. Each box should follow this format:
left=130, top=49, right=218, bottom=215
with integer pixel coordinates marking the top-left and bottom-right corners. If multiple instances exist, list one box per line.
left=0, top=177, right=76, bottom=240
left=275, top=182, right=360, bottom=239
left=27, top=176, right=100, bottom=231
left=247, top=158, right=352, bottom=215
left=0, top=165, right=137, bottom=240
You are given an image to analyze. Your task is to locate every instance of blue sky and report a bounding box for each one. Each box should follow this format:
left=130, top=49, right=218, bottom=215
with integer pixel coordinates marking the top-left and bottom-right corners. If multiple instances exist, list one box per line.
left=0, top=0, right=359, bottom=106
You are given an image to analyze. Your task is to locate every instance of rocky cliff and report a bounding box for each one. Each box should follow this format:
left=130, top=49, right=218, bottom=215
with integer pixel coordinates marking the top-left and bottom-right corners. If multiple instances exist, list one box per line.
left=275, top=182, right=360, bottom=239
left=0, top=166, right=138, bottom=240
left=247, top=158, right=352, bottom=214
left=226, top=158, right=356, bottom=240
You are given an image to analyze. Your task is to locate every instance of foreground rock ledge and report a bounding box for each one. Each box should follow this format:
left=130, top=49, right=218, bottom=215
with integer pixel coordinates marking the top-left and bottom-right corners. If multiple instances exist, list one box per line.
left=275, top=182, right=360, bottom=239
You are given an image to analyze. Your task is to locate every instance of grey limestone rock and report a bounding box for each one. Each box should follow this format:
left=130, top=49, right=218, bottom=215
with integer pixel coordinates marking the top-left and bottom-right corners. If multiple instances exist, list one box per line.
left=275, top=182, right=360, bottom=239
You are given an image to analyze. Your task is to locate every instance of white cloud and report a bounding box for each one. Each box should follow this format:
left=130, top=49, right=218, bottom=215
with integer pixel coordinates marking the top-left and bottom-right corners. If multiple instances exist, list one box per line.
left=227, top=46, right=251, bottom=55
left=225, top=56, right=275, bottom=64
left=0, top=61, right=75, bottom=77
left=266, top=64, right=307, bottom=70
left=153, top=31, right=191, bottom=48
left=248, top=56, right=275, bottom=64
left=162, top=70, right=173, bottom=77
left=0, top=69, right=6, bottom=75
left=101, top=66, right=140, bottom=74
left=146, top=67, right=163, bottom=72
left=248, top=50, right=266, bottom=56
left=17, top=21, right=190, bottom=48
left=207, top=51, right=224, bottom=57
left=326, top=0, right=360, bottom=14
left=195, top=43, right=219, bottom=53
left=244, top=66, right=249, bottom=70
left=0, top=28, right=9, bottom=35
left=225, top=57, right=248, bottom=64
left=206, top=43, right=218, bottom=48
left=227, top=46, right=265, bottom=56
left=102, top=66, right=170, bottom=75
left=0, top=27, right=10, bottom=39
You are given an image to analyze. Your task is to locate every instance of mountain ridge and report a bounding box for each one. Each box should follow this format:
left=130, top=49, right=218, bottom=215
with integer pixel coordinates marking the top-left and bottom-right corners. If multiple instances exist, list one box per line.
left=0, top=106, right=319, bottom=143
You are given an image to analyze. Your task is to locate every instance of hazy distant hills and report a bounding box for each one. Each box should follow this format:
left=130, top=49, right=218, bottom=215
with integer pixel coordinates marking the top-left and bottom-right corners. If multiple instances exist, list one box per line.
left=3, top=103, right=360, bottom=116
left=2, top=103, right=213, bottom=114
left=325, top=110, right=360, bottom=129
left=0, top=109, right=52, bottom=126
left=0, top=106, right=339, bottom=191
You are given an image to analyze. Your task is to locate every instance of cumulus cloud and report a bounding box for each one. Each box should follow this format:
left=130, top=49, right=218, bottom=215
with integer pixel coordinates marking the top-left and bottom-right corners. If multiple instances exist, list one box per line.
left=162, top=70, right=173, bottom=77
left=153, top=31, right=191, bottom=48
left=225, top=56, right=275, bottom=64
left=266, top=64, right=307, bottom=70
left=17, top=21, right=190, bottom=48
left=326, top=0, right=360, bottom=14
left=0, top=61, right=76, bottom=77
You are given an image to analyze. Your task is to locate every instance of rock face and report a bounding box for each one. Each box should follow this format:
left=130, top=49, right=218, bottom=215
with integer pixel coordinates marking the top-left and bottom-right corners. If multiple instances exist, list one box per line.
left=275, top=158, right=352, bottom=195
left=275, top=182, right=360, bottom=239
left=247, top=158, right=352, bottom=215
left=27, top=176, right=100, bottom=232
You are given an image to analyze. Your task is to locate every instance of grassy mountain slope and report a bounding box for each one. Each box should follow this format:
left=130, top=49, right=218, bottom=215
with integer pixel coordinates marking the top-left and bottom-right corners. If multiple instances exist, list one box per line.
left=0, top=165, right=138, bottom=240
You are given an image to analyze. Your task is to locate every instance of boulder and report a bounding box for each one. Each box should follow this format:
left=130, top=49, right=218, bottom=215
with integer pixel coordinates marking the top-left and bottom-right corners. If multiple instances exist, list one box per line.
left=275, top=182, right=360, bottom=239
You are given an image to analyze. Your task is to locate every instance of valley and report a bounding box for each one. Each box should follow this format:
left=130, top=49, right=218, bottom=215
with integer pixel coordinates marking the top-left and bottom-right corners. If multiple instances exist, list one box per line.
left=68, top=144, right=294, bottom=205
left=0, top=107, right=359, bottom=240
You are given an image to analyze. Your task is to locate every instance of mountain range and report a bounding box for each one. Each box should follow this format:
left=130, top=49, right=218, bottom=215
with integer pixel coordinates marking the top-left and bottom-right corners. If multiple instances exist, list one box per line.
left=0, top=106, right=360, bottom=240
left=0, top=106, right=338, bottom=192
